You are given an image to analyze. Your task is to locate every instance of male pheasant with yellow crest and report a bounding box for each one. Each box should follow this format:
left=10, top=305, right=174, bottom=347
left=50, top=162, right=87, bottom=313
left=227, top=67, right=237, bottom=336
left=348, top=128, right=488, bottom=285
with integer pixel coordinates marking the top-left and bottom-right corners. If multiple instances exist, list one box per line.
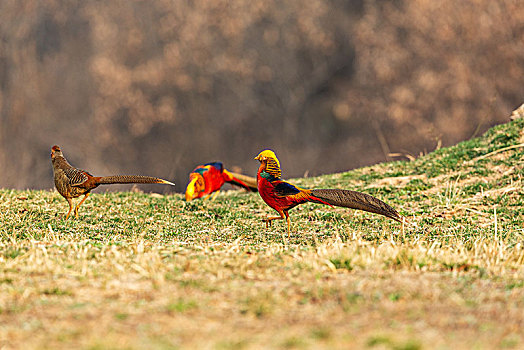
left=254, top=150, right=402, bottom=233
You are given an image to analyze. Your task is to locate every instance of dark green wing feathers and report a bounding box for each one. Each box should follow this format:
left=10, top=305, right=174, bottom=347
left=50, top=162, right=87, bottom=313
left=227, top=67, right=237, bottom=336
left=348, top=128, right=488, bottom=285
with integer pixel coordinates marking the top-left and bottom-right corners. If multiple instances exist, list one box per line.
left=273, top=180, right=301, bottom=197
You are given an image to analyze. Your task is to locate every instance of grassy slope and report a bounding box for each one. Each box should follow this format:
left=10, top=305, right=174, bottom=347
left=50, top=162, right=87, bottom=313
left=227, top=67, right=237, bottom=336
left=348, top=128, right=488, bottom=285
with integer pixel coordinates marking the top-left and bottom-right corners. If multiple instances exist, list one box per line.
left=0, top=118, right=523, bottom=350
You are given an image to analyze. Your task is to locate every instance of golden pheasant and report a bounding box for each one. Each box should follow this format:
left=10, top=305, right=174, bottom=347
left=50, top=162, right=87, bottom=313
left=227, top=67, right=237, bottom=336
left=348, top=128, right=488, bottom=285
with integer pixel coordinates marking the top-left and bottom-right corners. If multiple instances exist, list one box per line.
left=50, top=145, right=175, bottom=219
left=185, top=162, right=257, bottom=201
left=254, top=150, right=402, bottom=233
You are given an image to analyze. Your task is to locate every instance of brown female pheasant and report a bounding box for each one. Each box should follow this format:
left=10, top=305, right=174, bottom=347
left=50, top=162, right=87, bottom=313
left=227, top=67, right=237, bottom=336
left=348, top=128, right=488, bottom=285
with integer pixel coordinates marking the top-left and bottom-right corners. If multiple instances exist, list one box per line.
left=51, top=145, right=175, bottom=219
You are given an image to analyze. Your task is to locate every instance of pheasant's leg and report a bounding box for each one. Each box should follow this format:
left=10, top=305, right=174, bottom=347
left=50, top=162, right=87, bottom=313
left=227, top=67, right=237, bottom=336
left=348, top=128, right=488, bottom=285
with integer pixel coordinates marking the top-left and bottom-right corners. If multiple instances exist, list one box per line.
left=263, top=211, right=285, bottom=228
left=264, top=216, right=283, bottom=228
left=65, top=198, right=73, bottom=220
left=210, top=190, right=220, bottom=201
left=74, top=193, right=90, bottom=218
left=203, top=191, right=219, bottom=201
left=284, top=211, right=291, bottom=236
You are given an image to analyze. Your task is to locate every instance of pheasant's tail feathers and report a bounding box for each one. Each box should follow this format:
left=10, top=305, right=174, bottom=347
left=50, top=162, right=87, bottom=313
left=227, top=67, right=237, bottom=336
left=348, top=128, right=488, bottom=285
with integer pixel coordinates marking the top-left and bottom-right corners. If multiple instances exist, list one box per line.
left=159, top=179, right=176, bottom=186
left=96, top=175, right=175, bottom=186
left=310, top=189, right=402, bottom=222
left=224, top=170, right=258, bottom=192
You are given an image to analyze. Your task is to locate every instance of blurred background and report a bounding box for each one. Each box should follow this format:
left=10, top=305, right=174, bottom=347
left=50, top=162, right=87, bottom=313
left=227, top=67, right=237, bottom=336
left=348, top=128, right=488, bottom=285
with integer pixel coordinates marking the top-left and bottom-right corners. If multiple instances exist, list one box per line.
left=1, top=0, right=522, bottom=192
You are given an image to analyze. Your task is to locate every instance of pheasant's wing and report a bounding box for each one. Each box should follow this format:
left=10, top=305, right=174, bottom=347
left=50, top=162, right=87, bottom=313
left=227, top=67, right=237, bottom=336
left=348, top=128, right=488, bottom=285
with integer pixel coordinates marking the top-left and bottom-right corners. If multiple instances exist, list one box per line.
left=272, top=180, right=301, bottom=197
left=64, top=167, right=91, bottom=186
left=204, top=162, right=224, bottom=171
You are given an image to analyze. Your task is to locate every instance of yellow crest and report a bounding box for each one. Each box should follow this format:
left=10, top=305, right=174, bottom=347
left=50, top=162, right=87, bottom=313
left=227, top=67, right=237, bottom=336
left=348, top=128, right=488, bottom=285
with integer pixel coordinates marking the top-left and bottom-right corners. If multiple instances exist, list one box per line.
left=254, top=149, right=281, bottom=178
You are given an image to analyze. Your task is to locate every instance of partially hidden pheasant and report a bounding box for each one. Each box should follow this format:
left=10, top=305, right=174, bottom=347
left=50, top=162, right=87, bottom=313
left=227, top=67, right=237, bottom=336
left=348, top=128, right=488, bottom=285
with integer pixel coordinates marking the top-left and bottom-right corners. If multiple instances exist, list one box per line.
left=254, top=150, right=402, bottom=233
left=51, top=145, right=175, bottom=219
left=185, top=162, right=257, bottom=201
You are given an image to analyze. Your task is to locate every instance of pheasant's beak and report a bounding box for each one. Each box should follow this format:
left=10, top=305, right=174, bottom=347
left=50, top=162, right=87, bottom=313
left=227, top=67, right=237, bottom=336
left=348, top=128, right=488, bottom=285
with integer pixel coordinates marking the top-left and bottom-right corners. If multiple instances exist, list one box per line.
left=254, top=155, right=262, bottom=161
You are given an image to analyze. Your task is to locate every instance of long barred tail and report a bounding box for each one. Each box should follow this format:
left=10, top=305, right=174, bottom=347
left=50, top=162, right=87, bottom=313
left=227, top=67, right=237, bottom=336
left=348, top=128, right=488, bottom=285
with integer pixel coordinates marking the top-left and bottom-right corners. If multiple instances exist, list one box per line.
left=96, top=175, right=175, bottom=186
left=310, top=189, right=401, bottom=222
left=226, top=171, right=258, bottom=192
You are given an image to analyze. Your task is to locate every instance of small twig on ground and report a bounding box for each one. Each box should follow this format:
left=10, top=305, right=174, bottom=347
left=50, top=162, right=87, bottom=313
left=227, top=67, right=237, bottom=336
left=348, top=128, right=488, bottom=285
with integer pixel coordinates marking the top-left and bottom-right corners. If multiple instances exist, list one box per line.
left=474, top=143, right=524, bottom=161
